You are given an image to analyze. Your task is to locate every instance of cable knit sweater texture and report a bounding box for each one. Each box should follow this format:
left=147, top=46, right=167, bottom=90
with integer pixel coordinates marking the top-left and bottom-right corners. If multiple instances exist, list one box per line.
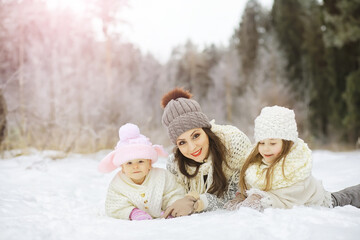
left=105, top=168, right=185, bottom=219
left=167, top=120, right=252, bottom=211
left=245, top=138, right=332, bottom=209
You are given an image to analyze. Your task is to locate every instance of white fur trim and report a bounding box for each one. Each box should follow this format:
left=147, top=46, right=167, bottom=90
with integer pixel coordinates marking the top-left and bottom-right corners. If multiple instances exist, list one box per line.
left=323, top=191, right=333, bottom=208
left=200, top=194, right=209, bottom=210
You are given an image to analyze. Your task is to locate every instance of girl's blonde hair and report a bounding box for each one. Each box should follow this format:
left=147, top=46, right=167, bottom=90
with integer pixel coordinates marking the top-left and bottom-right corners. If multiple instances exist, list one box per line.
left=239, top=140, right=294, bottom=195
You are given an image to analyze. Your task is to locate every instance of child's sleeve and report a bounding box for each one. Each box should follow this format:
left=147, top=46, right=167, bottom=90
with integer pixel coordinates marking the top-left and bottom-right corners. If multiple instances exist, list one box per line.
left=244, top=176, right=332, bottom=210
left=105, top=184, right=135, bottom=220
left=162, top=170, right=186, bottom=210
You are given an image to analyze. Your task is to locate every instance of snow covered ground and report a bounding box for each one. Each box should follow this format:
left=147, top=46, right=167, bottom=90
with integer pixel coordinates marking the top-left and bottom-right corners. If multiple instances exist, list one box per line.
left=1, top=149, right=360, bottom=240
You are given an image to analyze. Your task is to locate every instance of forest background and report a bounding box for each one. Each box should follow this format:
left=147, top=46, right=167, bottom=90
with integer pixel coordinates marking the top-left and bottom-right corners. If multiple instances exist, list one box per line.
left=0, top=0, right=359, bottom=154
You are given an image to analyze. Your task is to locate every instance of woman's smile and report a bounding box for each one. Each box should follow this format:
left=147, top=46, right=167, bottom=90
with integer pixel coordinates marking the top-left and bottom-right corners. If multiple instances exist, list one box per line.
left=191, top=149, right=202, bottom=157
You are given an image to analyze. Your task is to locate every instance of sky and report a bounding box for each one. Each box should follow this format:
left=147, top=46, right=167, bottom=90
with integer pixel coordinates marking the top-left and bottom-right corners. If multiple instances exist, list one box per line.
left=121, top=0, right=274, bottom=63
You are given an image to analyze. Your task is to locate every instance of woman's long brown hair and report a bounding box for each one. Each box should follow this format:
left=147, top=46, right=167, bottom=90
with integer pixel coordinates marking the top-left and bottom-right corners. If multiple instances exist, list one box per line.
left=174, top=128, right=229, bottom=197
left=239, top=140, right=294, bottom=195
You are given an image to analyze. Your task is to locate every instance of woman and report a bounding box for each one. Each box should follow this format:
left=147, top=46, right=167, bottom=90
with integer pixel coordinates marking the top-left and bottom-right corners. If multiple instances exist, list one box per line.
left=161, top=88, right=251, bottom=218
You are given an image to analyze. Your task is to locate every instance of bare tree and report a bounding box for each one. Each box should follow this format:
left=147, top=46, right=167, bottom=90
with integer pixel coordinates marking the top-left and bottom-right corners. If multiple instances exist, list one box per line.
left=0, top=89, right=6, bottom=146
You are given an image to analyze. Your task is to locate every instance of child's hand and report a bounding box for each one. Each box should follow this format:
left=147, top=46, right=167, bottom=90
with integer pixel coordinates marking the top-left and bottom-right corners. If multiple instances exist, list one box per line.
left=237, top=194, right=264, bottom=212
left=224, top=192, right=246, bottom=210
left=129, top=208, right=153, bottom=220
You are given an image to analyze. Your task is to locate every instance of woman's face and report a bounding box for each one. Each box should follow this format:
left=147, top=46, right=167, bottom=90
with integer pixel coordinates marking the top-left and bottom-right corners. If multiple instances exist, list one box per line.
left=176, top=128, right=210, bottom=163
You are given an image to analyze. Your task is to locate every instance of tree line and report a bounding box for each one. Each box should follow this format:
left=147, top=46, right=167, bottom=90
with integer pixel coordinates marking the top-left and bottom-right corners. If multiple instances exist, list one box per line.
left=0, top=0, right=359, bottom=153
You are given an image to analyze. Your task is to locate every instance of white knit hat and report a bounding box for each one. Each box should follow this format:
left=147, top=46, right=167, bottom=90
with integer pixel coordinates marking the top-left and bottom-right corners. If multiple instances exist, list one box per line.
left=254, top=105, right=298, bottom=143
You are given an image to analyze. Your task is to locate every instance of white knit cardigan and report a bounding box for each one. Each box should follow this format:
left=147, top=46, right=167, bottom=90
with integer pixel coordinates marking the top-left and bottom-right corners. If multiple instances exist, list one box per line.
left=245, top=138, right=332, bottom=209
left=167, top=120, right=252, bottom=211
left=105, top=167, right=185, bottom=219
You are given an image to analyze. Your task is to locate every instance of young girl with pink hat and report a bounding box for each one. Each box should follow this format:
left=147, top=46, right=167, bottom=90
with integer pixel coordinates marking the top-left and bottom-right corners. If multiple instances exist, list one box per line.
left=98, top=123, right=185, bottom=220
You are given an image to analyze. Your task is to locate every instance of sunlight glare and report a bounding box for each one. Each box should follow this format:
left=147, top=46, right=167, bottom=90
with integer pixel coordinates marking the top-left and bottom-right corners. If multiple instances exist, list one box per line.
left=46, top=0, right=87, bottom=14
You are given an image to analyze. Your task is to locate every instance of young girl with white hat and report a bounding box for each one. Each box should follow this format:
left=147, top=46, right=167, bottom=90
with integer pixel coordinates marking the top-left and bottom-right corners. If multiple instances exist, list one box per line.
left=98, top=123, right=185, bottom=220
left=225, top=105, right=360, bottom=211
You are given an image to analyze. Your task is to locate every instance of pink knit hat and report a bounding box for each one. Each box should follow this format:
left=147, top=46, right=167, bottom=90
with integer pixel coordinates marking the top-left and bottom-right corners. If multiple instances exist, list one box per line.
left=98, top=123, right=168, bottom=173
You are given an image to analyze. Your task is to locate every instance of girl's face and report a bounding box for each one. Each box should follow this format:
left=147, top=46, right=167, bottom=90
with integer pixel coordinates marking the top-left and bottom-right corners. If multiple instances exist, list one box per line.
left=258, top=138, right=283, bottom=164
left=176, top=128, right=210, bottom=163
left=122, top=159, right=152, bottom=185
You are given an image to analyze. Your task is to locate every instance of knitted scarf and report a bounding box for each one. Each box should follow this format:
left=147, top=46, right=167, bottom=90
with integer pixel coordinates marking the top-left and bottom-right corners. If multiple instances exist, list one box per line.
left=181, top=154, right=214, bottom=194
left=245, top=138, right=312, bottom=190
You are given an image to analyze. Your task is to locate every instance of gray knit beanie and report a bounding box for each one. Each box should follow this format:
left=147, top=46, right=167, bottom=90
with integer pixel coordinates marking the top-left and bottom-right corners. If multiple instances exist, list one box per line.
left=161, top=88, right=211, bottom=144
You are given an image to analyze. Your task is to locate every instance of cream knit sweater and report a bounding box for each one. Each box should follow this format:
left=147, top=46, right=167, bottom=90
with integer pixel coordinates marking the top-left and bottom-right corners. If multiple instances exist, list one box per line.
left=105, top=168, right=185, bottom=219
left=245, top=138, right=332, bottom=209
left=167, top=120, right=252, bottom=211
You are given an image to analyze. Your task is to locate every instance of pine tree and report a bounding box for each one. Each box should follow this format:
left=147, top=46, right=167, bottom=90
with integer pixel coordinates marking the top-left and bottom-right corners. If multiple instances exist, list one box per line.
left=323, top=0, right=360, bottom=142
left=172, top=41, right=212, bottom=102
left=302, top=0, right=331, bottom=139
left=235, top=0, right=260, bottom=78
left=343, top=70, right=360, bottom=142
left=271, top=0, right=306, bottom=98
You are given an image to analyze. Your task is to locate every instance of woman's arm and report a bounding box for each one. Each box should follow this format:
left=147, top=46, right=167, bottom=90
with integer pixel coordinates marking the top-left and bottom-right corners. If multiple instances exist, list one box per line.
left=201, top=173, right=239, bottom=211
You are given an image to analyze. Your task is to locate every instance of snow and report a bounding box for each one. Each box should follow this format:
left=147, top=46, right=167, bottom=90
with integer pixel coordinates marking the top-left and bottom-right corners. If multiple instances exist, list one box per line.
left=1, top=149, right=360, bottom=240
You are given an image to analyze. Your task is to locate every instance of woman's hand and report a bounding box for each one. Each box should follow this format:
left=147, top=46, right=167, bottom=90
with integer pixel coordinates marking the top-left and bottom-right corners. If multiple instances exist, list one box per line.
left=162, top=195, right=197, bottom=218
